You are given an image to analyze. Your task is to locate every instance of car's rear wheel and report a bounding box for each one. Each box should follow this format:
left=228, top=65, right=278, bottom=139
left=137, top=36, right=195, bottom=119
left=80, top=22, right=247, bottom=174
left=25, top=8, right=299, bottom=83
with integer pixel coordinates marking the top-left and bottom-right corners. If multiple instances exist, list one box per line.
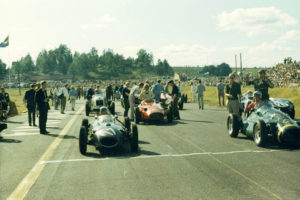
left=109, top=102, right=115, bottom=115
left=253, top=120, right=267, bottom=147
left=227, top=114, right=239, bottom=138
left=166, top=108, right=173, bottom=123
left=82, top=119, right=89, bottom=128
left=79, top=126, right=87, bottom=155
left=130, top=124, right=139, bottom=152
left=85, top=103, right=90, bottom=116
left=124, top=117, right=131, bottom=132
left=135, top=107, right=141, bottom=124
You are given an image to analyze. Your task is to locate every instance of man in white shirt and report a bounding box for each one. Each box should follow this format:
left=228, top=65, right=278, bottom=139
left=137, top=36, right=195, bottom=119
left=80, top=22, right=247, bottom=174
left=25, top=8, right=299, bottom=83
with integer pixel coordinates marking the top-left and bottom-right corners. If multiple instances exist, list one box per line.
left=129, top=83, right=144, bottom=121
left=53, top=85, right=60, bottom=110
left=191, top=82, right=197, bottom=103
left=59, top=84, right=69, bottom=114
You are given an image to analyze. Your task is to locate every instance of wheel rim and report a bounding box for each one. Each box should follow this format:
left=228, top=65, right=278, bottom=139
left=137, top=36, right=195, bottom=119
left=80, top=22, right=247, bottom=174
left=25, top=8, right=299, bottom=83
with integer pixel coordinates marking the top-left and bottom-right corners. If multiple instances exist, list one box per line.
left=228, top=118, right=233, bottom=133
left=254, top=125, right=261, bottom=144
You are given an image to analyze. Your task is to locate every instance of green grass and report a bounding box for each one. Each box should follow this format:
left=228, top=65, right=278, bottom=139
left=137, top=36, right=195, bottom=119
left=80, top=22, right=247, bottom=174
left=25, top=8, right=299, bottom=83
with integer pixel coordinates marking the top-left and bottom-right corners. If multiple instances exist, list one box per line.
left=182, top=86, right=300, bottom=119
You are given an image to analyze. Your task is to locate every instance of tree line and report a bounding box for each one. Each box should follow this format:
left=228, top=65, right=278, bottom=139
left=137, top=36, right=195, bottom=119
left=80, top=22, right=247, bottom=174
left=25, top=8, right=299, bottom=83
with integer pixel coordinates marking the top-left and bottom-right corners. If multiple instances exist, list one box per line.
left=0, top=44, right=174, bottom=80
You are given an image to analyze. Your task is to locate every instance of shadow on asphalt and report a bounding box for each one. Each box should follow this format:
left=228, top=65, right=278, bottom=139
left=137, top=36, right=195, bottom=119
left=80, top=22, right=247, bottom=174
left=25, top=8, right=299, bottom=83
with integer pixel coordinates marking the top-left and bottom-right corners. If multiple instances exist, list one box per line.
left=139, top=140, right=150, bottom=144
left=141, top=120, right=187, bottom=126
left=0, top=138, right=22, bottom=143
left=5, top=120, right=23, bottom=124
left=234, top=135, right=300, bottom=150
left=181, top=119, right=214, bottom=123
left=44, top=133, right=78, bottom=139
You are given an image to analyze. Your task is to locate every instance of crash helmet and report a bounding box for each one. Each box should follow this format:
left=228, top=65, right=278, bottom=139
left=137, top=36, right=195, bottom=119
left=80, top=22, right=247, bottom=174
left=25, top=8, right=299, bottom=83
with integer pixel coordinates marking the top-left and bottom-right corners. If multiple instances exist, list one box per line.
left=99, top=106, right=108, bottom=115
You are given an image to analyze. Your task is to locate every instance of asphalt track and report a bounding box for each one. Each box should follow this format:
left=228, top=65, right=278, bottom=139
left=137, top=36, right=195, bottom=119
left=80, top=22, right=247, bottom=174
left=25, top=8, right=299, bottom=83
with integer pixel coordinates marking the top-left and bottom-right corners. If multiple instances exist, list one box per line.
left=0, top=99, right=299, bottom=200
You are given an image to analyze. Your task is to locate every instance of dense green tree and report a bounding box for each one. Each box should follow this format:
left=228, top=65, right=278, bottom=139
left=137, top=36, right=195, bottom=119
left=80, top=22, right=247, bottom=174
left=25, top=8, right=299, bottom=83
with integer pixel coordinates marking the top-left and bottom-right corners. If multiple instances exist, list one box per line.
left=54, top=44, right=72, bottom=75
left=0, top=59, right=7, bottom=80
left=135, top=49, right=153, bottom=71
left=36, top=50, right=57, bottom=74
left=216, top=63, right=231, bottom=76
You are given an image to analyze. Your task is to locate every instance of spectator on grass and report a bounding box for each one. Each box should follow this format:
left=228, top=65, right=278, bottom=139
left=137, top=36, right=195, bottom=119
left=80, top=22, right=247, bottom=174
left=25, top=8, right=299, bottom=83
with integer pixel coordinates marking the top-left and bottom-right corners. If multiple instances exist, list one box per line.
left=196, top=79, right=206, bottom=110
left=217, top=79, right=225, bottom=106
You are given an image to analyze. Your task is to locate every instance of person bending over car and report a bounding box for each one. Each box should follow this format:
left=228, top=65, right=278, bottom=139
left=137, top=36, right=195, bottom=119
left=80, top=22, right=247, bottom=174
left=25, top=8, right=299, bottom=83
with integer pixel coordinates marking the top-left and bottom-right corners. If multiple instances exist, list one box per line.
left=244, top=91, right=264, bottom=115
left=129, top=82, right=144, bottom=121
left=165, top=80, right=180, bottom=120
left=139, top=84, right=154, bottom=101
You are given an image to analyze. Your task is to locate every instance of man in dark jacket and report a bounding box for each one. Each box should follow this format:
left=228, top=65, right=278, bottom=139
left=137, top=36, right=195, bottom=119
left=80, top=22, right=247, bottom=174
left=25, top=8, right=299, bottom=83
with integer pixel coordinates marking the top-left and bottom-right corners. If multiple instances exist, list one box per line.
left=106, top=84, right=113, bottom=101
left=86, top=84, right=95, bottom=100
left=165, top=80, right=180, bottom=120
left=35, top=81, right=50, bottom=134
left=24, top=84, right=37, bottom=126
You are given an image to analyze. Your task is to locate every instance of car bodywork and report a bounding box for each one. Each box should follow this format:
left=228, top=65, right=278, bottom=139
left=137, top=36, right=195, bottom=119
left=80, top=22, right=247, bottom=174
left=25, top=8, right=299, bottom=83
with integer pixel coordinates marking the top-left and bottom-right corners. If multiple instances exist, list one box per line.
left=241, top=91, right=295, bottom=119
left=85, top=94, right=115, bottom=116
left=79, top=114, right=138, bottom=155
left=227, top=103, right=300, bottom=147
left=135, top=98, right=173, bottom=124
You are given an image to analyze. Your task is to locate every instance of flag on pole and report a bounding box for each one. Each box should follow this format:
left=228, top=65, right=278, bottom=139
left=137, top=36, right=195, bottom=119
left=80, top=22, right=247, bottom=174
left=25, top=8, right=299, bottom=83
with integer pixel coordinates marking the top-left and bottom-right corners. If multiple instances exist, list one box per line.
left=0, top=36, right=9, bottom=48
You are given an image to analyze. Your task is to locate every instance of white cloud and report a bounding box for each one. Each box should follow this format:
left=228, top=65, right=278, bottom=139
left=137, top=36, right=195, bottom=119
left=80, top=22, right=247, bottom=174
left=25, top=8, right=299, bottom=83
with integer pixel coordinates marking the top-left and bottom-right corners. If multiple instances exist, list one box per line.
left=216, top=7, right=298, bottom=36
left=80, top=14, right=116, bottom=30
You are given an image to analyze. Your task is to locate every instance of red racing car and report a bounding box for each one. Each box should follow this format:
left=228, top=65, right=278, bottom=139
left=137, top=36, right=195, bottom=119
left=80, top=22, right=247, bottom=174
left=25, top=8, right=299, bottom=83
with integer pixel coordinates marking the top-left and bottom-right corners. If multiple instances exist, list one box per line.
left=134, top=95, right=173, bottom=124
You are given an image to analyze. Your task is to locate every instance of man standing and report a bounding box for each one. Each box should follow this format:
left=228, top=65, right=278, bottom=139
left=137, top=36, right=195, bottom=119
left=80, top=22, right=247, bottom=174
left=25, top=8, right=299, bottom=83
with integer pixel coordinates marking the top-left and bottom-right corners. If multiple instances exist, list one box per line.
left=24, top=84, right=36, bottom=126
left=53, top=85, right=60, bottom=110
left=129, top=83, right=144, bottom=121
left=245, top=70, right=274, bottom=101
left=69, top=85, right=77, bottom=111
left=35, top=81, right=50, bottom=134
left=152, top=80, right=164, bottom=102
left=87, top=84, right=95, bottom=100
left=165, top=80, right=180, bottom=120
left=122, top=82, right=130, bottom=117
left=217, top=79, right=225, bottom=106
left=225, top=74, right=241, bottom=119
left=0, top=87, right=10, bottom=120
left=59, top=84, right=69, bottom=114
left=106, top=84, right=113, bottom=101
left=196, top=79, right=206, bottom=110
left=191, top=82, right=197, bottom=103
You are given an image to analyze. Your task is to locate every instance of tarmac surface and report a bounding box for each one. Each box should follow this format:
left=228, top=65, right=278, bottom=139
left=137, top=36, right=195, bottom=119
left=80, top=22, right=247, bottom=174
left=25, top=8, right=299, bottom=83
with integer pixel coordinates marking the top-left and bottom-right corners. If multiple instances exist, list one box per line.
left=0, top=99, right=299, bottom=200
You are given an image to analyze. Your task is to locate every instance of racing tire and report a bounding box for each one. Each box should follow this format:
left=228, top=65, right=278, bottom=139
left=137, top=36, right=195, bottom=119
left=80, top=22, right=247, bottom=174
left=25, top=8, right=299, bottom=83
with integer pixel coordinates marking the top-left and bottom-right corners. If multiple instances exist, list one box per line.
left=124, top=117, right=131, bottom=132
left=85, top=103, right=90, bottom=116
left=253, top=120, right=268, bottom=147
left=109, top=102, right=115, bottom=115
left=135, top=107, right=141, bottom=124
left=130, top=124, right=139, bottom=152
left=79, top=126, right=87, bottom=155
left=82, top=119, right=89, bottom=128
left=178, top=99, right=184, bottom=110
left=166, top=108, right=173, bottom=123
left=227, top=114, right=239, bottom=138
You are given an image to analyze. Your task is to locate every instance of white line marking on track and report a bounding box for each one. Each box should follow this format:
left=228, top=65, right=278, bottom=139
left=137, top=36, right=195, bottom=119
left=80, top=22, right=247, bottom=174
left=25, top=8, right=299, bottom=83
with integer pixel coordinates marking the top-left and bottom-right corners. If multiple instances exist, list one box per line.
left=8, top=105, right=85, bottom=200
left=40, top=150, right=280, bottom=164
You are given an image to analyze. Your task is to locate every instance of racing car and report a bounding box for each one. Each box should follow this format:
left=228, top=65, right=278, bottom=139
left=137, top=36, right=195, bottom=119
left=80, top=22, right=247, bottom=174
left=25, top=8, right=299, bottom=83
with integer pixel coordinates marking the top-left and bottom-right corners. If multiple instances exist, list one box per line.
left=227, top=102, right=300, bottom=147
left=134, top=98, right=173, bottom=124
left=79, top=108, right=138, bottom=155
left=241, top=91, right=295, bottom=119
left=85, top=94, right=115, bottom=116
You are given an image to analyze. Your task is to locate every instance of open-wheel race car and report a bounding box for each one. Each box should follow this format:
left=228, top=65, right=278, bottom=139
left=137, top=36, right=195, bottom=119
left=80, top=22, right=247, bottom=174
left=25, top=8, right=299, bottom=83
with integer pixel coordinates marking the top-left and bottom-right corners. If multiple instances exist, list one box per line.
left=79, top=111, right=138, bottom=155
left=134, top=93, right=177, bottom=124
left=227, top=102, right=300, bottom=147
left=241, top=91, right=295, bottom=119
left=85, top=94, right=115, bottom=116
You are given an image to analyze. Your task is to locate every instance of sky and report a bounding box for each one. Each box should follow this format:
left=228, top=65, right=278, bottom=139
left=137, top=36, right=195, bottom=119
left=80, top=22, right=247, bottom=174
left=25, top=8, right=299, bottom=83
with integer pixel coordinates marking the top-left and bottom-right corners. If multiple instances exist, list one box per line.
left=0, top=0, right=300, bottom=68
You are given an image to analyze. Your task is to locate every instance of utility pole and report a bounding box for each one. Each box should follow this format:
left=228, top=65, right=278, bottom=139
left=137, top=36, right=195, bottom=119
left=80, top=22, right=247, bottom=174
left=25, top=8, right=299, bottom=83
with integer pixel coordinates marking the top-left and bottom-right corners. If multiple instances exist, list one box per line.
left=240, top=53, right=243, bottom=77
left=235, top=54, right=237, bottom=72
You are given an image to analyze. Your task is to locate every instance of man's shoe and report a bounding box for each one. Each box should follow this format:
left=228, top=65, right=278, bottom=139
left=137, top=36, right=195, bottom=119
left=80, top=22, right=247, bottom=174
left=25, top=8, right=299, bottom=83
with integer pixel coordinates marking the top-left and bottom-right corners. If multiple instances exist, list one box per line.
left=29, top=124, right=32, bottom=126
left=33, top=124, right=37, bottom=127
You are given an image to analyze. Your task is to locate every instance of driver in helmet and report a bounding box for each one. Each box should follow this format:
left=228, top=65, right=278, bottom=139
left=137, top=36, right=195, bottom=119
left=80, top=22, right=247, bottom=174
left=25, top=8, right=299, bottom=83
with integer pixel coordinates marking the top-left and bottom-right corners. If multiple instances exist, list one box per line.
left=99, top=106, right=109, bottom=115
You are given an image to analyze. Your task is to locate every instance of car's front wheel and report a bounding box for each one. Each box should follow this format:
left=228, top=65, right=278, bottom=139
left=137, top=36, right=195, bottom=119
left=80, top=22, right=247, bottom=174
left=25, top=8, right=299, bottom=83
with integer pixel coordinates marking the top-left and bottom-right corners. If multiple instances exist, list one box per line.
left=79, top=126, right=87, bottom=155
left=166, top=108, right=173, bottom=123
left=227, top=114, right=239, bottom=138
left=85, top=103, right=90, bottom=116
left=253, top=120, right=268, bottom=147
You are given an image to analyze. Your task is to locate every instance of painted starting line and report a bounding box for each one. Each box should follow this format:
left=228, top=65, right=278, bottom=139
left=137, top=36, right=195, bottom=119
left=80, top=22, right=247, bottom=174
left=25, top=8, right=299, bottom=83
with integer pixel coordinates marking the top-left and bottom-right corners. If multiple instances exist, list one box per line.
left=40, top=149, right=280, bottom=164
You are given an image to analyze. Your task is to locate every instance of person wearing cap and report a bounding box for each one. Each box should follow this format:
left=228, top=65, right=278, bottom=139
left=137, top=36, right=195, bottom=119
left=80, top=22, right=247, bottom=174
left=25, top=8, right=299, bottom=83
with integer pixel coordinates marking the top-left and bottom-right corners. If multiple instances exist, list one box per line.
left=24, top=84, right=37, bottom=126
left=129, top=82, right=144, bottom=121
left=245, top=91, right=264, bottom=114
left=225, top=73, right=241, bottom=118
left=0, top=87, right=10, bottom=120
left=245, top=70, right=274, bottom=100
left=35, top=81, right=50, bottom=134
left=152, top=80, right=164, bottom=102
left=165, top=80, right=180, bottom=119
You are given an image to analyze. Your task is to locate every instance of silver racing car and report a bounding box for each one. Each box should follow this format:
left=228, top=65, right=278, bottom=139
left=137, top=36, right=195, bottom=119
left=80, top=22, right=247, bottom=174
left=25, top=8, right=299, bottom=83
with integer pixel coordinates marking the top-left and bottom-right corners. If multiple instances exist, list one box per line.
left=79, top=107, right=138, bottom=155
